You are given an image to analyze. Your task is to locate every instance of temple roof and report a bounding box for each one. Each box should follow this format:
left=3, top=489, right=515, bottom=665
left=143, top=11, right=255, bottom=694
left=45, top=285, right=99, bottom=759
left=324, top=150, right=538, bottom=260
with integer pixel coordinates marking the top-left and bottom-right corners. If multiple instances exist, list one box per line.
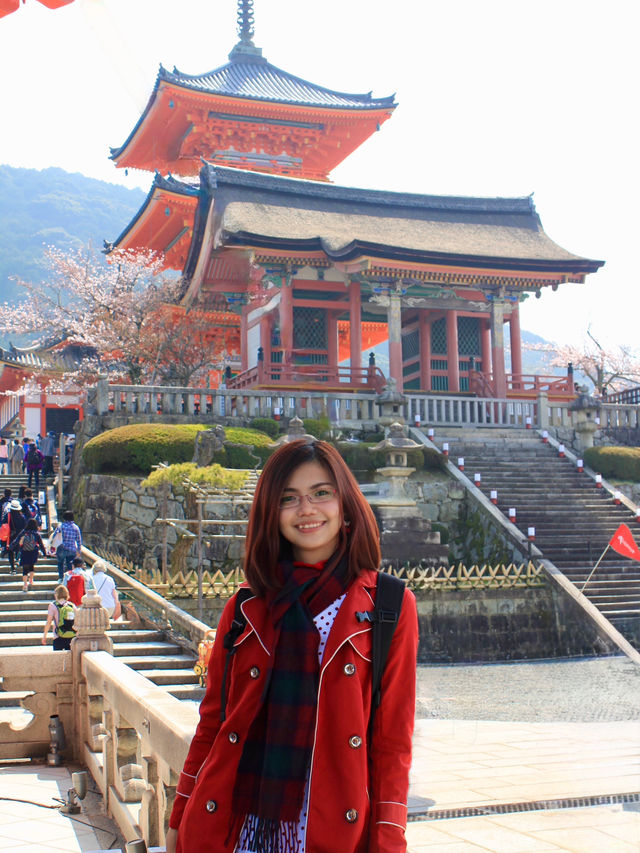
left=197, top=165, right=603, bottom=276
left=159, top=58, right=396, bottom=111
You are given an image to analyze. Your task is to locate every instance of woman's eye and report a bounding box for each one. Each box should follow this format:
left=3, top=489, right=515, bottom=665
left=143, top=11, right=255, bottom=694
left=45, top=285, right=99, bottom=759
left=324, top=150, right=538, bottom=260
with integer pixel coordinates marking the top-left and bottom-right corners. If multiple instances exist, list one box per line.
left=280, top=495, right=297, bottom=506
left=313, top=488, right=332, bottom=499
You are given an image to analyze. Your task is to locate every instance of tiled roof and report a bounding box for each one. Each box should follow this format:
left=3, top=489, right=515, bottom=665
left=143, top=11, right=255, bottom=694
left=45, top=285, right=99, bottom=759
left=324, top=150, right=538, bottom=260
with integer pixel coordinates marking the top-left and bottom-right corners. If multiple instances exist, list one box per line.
left=159, top=57, right=396, bottom=110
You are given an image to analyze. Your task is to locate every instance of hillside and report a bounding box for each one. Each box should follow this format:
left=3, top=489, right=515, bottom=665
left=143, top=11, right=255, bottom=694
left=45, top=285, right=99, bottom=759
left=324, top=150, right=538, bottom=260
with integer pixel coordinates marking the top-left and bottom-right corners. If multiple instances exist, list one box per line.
left=0, top=164, right=145, bottom=306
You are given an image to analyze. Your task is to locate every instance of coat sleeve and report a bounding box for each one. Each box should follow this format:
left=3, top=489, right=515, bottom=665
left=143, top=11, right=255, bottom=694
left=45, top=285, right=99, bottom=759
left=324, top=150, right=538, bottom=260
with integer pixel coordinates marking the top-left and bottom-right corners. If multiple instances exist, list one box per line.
left=368, top=587, right=418, bottom=852
left=169, top=594, right=239, bottom=830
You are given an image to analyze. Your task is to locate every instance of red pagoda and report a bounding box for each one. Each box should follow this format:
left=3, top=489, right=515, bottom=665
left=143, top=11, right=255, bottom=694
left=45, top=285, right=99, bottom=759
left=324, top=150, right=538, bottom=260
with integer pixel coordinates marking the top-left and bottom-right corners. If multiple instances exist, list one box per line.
left=111, top=0, right=603, bottom=398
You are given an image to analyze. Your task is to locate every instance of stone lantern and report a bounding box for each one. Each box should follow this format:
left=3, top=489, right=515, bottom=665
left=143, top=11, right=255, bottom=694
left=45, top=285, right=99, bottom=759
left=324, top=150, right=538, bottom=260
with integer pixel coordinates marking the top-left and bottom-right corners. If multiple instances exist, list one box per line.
left=269, top=416, right=316, bottom=447
left=369, top=422, right=419, bottom=504
left=569, top=385, right=602, bottom=450
left=375, top=378, right=407, bottom=426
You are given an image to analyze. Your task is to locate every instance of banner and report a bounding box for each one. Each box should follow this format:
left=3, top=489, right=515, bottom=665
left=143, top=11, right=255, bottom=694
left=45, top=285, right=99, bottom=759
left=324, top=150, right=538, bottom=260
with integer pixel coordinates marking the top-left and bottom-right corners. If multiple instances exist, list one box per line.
left=609, top=523, right=640, bottom=561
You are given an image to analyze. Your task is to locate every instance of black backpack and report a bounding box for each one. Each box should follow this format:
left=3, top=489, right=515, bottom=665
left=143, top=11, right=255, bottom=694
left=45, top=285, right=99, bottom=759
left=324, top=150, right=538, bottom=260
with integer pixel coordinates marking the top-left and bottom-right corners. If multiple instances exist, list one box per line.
left=219, top=571, right=405, bottom=727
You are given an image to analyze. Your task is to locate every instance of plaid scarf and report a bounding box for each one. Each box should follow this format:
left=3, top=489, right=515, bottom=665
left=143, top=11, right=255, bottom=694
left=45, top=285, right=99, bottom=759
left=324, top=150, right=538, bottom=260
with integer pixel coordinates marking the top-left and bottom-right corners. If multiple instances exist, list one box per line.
left=231, top=555, right=349, bottom=851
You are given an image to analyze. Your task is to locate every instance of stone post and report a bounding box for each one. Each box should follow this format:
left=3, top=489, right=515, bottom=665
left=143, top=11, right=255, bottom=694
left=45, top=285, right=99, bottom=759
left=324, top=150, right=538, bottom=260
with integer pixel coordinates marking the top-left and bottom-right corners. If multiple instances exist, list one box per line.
left=537, top=391, right=549, bottom=429
left=72, top=589, right=112, bottom=761
left=95, top=378, right=109, bottom=415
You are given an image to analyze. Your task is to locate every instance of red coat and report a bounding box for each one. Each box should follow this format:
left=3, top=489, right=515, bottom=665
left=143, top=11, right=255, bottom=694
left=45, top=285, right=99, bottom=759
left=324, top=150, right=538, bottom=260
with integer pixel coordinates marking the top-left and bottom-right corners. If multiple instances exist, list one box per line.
left=170, top=570, right=418, bottom=852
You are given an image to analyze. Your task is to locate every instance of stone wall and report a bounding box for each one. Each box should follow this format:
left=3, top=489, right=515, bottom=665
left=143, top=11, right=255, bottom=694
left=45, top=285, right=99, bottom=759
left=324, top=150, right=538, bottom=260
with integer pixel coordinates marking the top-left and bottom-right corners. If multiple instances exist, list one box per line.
left=415, top=584, right=617, bottom=663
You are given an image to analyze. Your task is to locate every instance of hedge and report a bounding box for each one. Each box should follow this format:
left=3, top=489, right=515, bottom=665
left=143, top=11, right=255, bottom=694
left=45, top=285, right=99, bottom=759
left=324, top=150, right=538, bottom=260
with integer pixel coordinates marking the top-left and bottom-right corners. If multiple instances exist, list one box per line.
left=82, top=423, right=274, bottom=475
left=141, top=463, right=248, bottom=492
left=335, top=442, right=445, bottom=473
left=584, top=446, right=640, bottom=481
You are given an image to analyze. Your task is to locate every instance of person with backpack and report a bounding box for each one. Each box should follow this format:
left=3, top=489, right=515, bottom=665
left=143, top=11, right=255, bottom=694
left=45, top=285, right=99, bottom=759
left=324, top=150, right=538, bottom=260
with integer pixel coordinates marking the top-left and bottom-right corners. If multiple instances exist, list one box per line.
left=21, top=489, right=42, bottom=529
left=42, top=584, right=76, bottom=651
left=25, top=440, right=44, bottom=491
left=58, top=510, right=83, bottom=576
left=16, top=518, right=46, bottom=592
left=63, top=556, right=94, bottom=606
left=166, top=439, right=418, bottom=853
left=6, top=499, right=26, bottom=575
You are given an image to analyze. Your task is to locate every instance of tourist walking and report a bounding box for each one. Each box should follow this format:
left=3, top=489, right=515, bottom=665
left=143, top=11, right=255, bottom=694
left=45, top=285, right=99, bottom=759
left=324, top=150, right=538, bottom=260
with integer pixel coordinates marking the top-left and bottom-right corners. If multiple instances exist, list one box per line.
left=25, top=441, right=44, bottom=490
left=40, top=431, right=56, bottom=479
left=6, top=499, right=27, bottom=575
left=63, top=556, right=93, bottom=606
left=21, top=489, right=42, bottom=529
left=166, top=439, right=418, bottom=853
left=0, top=440, right=8, bottom=475
left=9, top=440, right=23, bottom=475
left=57, top=510, right=83, bottom=578
left=42, top=585, right=76, bottom=650
left=91, top=560, right=121, bottom=618
left=16, top=518, right=46, bottom=592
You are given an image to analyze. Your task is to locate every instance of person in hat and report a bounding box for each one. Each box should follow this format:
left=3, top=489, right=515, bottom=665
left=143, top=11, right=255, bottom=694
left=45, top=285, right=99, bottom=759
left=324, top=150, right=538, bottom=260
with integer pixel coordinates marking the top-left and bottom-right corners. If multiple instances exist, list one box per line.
left=6, top=499, right=26, bottom=574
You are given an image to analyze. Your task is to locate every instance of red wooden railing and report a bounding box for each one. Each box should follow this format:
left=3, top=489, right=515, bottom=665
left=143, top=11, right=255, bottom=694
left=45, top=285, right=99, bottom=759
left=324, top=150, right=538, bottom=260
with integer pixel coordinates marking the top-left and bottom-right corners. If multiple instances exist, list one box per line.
left=469, top=371, right=576, bottom=399
left=227, top=361, right=387, bottom=393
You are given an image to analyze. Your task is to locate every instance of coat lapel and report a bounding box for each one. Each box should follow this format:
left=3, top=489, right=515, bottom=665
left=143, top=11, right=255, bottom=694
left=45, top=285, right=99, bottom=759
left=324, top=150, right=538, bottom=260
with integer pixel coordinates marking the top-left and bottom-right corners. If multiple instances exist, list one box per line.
left=320, top=570, right=377, bottom=671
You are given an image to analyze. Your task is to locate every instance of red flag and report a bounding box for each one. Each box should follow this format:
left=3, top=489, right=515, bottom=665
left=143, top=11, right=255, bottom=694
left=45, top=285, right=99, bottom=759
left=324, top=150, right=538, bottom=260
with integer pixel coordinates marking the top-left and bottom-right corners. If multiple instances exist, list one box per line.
left=609, top=524, right=640, bottom=561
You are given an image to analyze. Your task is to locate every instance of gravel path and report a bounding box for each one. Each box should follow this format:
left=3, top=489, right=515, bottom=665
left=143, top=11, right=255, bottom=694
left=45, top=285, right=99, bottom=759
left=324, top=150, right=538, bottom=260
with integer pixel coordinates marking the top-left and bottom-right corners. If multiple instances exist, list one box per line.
left=416, top=654, right=640, bottom=722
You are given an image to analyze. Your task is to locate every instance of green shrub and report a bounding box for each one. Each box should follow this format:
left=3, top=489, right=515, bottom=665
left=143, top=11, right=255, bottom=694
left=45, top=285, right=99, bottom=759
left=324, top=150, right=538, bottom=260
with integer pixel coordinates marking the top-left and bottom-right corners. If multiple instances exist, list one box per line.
left=334, top=442, right=445, bottom=472
left=83, top=423, right=274, bottom=475
left=212, top=427, right=276, bottom=469
left=83, top=423, right=210, bottom=474
left=584, top=446, right=640, bottom=481
left=141, top=463, right=249, bottom=492
left=301, top=417, right=331, bottom=439
left=250, top=417, right=280, bottom=438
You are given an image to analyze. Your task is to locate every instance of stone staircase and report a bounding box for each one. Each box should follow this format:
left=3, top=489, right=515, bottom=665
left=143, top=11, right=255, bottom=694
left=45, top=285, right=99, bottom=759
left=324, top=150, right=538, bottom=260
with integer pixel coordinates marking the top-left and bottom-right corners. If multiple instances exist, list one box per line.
left=0, top=547, right=205, bottom=707
left=435, top=430, right=640, bottom=644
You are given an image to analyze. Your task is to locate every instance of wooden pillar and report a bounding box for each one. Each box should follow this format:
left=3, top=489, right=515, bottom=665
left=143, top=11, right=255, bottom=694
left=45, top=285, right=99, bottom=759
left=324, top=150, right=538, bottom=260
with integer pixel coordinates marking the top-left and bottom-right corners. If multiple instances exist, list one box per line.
left=279, top=279, right=293, bottom=365
left=328, top=311, right=339, bottom=372
left=446, top=310, right=460, bottom=393
left=349, top=280, right=362, bottom=371
left=490, top=297, right=507, bottom=397
left=419, top=311, right=431, bottom=391
left=509, top=302, right=523, bottom=379
left=481, top=319, right=492, bottom=375
left=387, top=291, right=403, bottom=392
left=240, top=312, right=249, bottom=371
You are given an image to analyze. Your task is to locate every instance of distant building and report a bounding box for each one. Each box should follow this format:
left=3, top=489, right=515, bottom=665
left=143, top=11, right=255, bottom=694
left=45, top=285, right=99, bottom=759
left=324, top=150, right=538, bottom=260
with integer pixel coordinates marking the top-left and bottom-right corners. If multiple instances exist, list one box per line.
left=111, top=0, right=603, bottom=398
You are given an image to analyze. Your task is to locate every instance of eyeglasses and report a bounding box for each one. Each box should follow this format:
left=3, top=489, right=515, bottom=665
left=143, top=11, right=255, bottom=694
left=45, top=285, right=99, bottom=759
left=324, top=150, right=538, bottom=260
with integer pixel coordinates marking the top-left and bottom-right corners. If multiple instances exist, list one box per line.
left=279, top=487, right=337, bottom=509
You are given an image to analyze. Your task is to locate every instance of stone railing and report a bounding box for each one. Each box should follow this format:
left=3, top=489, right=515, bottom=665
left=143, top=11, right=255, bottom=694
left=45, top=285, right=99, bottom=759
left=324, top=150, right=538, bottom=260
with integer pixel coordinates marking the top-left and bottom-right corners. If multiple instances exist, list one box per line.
left=91, top=380, right=640, bottom=433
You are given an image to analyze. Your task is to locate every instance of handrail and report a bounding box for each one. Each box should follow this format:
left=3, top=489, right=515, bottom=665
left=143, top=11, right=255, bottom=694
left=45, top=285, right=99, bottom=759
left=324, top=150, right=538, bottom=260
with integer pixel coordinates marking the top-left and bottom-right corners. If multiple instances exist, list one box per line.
left=81, top=545, right=213, bottom=649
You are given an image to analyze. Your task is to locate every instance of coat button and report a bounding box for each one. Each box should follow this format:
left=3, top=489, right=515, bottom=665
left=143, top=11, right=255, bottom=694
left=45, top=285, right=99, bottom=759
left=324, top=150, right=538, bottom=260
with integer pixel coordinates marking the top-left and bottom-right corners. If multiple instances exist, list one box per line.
left=349, top=735, right=362, bottom=749
left=343, top=663, right=356, bottom=676
left=228, top=732, right=239, bottom=744
left=345, top=808, right=358, bottom=823
left=250, top=666, right=260, bottom=678
left=205, top=800, right=217, bottom=813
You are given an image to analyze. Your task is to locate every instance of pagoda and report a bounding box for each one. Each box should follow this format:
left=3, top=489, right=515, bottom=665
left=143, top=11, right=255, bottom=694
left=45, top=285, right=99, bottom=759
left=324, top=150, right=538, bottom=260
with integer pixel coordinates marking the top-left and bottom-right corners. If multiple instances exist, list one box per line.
left=111, top=0, right=603, bottom=397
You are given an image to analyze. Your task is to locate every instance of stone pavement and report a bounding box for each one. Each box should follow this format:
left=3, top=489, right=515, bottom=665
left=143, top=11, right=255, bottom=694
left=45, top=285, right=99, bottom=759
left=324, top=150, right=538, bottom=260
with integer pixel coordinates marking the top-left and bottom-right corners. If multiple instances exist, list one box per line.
left=1, top=655, right=638, bottom=851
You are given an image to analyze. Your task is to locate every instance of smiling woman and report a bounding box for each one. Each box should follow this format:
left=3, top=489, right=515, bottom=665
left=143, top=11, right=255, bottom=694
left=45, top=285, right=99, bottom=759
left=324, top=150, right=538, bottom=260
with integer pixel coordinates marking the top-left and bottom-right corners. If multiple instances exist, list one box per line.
left=166, top=438, right=419, bottom=853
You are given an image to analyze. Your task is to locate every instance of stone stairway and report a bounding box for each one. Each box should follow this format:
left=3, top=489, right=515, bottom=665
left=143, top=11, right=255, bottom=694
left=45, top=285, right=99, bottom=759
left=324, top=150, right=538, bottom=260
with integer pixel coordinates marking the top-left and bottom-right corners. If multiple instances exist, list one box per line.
left=0, top=554, right=205, bottom=705
left=435, top=430, right=640, bottom=643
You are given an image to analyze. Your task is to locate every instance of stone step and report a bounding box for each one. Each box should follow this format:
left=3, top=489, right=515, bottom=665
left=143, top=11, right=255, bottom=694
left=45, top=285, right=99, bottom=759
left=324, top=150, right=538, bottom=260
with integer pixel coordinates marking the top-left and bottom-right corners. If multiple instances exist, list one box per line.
left=111, top=641, right=185, bottom=657
left=145, top=670, right=199, bottom=685
left=163, top=684, right=206, bottom=701
left=119, top=655, right=197, bottom=671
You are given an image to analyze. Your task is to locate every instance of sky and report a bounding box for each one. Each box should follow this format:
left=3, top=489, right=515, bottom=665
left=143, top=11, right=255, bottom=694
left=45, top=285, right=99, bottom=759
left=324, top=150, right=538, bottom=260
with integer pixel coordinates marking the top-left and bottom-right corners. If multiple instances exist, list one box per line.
left=1, top=0, right=637, bottom=352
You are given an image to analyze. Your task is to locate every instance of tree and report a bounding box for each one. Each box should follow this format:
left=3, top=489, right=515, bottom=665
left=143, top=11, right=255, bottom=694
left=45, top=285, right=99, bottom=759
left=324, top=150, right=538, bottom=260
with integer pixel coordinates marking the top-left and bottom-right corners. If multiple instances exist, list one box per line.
left=0, top=245, right=237, bottom=392
left=525, top=329, right=640, bottom=396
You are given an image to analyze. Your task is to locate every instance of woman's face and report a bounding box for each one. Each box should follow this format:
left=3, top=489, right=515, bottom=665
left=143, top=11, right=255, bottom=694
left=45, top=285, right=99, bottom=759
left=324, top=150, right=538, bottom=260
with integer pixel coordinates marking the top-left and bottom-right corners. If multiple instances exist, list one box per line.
left=278, top=460, right=342, bottom=564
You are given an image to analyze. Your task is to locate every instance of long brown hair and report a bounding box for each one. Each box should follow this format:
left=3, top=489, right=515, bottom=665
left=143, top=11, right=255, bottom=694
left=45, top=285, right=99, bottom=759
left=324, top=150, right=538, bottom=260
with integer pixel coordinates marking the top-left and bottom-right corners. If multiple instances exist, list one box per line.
left=244, top=439, right=381, bottom=596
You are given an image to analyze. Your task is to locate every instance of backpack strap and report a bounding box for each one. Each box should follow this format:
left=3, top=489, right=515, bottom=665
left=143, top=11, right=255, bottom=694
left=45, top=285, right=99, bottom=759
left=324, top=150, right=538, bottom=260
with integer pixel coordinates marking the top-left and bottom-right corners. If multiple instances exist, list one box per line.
left=356, top=571, right=406, bottom=743
left=219, top=587, right=253, bottom=722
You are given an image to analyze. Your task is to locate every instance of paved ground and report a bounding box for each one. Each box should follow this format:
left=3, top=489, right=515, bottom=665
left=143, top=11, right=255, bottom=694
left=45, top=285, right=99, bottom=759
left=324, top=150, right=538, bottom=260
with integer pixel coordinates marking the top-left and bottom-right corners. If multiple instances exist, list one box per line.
left=1, top=655, right=639, bottom=850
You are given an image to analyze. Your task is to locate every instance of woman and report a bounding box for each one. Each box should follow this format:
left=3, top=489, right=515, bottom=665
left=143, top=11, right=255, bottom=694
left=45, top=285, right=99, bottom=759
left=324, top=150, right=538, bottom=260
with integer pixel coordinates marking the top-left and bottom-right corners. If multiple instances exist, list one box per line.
left=0, top=439, right=8, bottom=475
left=91, top=559, right=121, bottom=619
left=166, top=439, right=418, bottom=853
left=9, top=441, right=23, bottom=476
left=42, top=584, right=76, bottom=651
left=17, top=518, right=46, bottom=592
left=6, top=499, right=26, bottom=575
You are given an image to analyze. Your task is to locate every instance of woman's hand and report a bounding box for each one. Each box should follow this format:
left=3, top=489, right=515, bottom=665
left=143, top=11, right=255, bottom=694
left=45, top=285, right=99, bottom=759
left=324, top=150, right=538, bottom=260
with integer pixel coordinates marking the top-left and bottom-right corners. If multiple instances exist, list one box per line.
left=165, top=827, right=178, bottom=853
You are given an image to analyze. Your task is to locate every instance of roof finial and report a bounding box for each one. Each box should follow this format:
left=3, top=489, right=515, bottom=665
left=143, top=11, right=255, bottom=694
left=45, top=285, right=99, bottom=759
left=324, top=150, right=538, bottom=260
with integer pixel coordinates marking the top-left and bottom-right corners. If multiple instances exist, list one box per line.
left=237, top=0, right=255, bottom=45
left=229, top=0, right=264, bottom=61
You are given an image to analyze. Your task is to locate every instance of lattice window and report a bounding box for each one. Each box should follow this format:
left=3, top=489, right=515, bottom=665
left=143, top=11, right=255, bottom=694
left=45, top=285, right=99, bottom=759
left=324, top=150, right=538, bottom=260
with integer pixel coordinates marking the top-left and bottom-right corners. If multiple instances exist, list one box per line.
left=457, top=316, right=480, bottom=356
left=402, top=329, right=420, bottom=361
left=293, top=307, right=327, bottom=351
left=431, top=375, right=449, bottom=391
left=431, top=318, right=447, bottom=354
